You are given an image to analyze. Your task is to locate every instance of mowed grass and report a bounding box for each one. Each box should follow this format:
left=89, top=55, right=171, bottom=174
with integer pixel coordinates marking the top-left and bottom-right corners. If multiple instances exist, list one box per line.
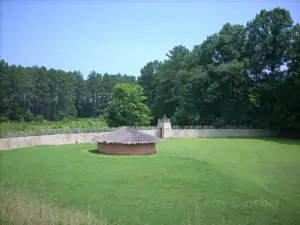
left=1, top=138, right=300, bottom=225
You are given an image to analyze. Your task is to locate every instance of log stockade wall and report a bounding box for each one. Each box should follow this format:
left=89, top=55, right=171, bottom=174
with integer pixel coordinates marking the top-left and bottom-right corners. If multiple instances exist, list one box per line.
left=0, top=128, right=278, bottom=150
left=171, top=128, right=278, bottom=138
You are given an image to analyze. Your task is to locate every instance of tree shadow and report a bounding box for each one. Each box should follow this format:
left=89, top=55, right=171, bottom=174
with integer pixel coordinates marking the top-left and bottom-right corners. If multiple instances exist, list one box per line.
left=210, top=137, right=300, bottom=146
left=87, top=149, right=158, bottom=156
left=253, top=137, right=300, bottom=146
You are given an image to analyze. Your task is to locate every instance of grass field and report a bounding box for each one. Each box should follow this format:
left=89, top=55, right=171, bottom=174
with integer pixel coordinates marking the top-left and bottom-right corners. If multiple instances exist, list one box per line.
left=1, top=138, right=300, bottom=225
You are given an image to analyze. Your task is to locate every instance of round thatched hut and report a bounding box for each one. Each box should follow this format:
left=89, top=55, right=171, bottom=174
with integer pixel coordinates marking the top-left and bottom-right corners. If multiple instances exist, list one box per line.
left=91, top=127, right=160, bottom=155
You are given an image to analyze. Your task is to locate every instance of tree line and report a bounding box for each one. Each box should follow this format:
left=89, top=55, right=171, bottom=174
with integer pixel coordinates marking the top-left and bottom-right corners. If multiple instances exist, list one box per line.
left=1, top=8, right=299, bottom=131
left=138, top=8, right=300, bottom=130
left=0, top=62, right=135, bottom=121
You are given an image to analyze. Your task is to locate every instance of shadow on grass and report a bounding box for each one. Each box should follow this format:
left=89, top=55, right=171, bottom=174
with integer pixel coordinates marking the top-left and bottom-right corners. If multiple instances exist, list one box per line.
left=255, top=137, right=300, bottom=146
left=87, top=149, right=158, bottom=156
left=201, top=137, right=300, bottom=146
left=88, top=149, right=103, bottom=155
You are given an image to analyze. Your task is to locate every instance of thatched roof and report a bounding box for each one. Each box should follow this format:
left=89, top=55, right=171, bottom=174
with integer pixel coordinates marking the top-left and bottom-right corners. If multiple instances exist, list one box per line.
left=91, top=127, right=160, bottom=144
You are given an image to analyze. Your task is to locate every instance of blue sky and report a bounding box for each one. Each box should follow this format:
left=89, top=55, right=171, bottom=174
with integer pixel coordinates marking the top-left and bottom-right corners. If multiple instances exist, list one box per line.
left=1, top=0, right=299, bottom=78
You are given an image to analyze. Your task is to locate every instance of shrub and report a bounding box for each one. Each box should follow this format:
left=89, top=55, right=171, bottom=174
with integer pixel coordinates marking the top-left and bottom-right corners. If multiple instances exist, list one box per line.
left=34, top=115, right=46, bottom=122
left=0, top=115, right=8, bottom=123
left=24, top=110, right=34, bottom=122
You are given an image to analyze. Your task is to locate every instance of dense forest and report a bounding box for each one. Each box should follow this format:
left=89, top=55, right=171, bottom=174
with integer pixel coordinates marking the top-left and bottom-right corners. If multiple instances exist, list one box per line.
left=0, top=63, right=136, bottom=121
left=1, top=8, right=299, bottom=130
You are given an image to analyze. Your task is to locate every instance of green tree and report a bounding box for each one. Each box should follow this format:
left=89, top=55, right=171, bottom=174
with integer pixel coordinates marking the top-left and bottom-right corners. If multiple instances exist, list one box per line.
left=0, top=60, right=12, bottom=120
left=246, top=8, right=294, bottom=78
left=0, top=59, right=137, bottom=122
left=73, top=71, right=87, bottom=118
left=138, top=60, right=160, bottom=108
left=138, top=7, right=300, bottom=129
left=245, top=8, right=295, bottom=126
left=104, top=84, right=150, bottom=127
left=283, top=23, right=300, bottom=129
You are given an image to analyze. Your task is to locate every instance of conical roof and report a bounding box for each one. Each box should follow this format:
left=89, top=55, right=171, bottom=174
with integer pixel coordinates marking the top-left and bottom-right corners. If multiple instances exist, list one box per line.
left=91, top=127, right=160, bottom=144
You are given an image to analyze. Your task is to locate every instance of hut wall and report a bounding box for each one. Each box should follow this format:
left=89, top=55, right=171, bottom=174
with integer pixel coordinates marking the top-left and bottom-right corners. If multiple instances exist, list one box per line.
left=97, top=143, right=156, bottom=155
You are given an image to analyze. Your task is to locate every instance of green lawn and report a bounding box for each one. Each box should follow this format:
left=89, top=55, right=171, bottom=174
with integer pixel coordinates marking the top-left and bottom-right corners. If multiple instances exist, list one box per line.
left=1, top=138, right=300, bottom=225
